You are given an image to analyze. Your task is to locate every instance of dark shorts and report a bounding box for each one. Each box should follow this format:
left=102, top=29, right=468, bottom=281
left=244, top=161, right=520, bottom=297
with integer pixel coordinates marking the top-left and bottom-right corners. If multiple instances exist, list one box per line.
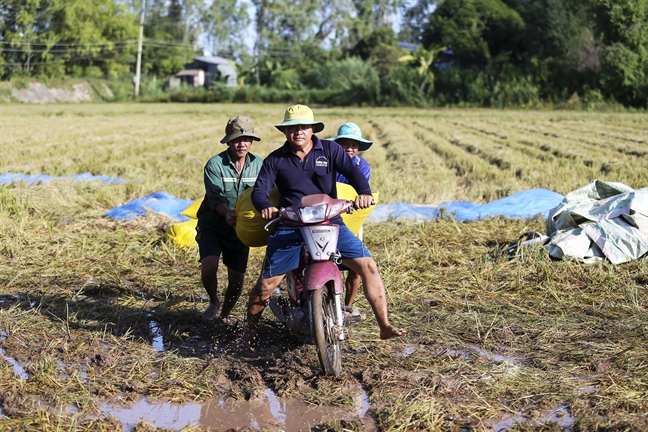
left=196, top=225, right=249, bottom=274
left=262, top=225, right=371, bottom=278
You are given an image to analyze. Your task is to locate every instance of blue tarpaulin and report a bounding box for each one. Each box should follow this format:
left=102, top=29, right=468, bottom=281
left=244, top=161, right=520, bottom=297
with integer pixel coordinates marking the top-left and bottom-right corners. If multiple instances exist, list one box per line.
left=105, top=188, right=564, bottom=224
left=0, top=172, right=128, bottom=185
left=366, top=188, right=565, bottom=222
left=104, top=192, right=194, bottom=221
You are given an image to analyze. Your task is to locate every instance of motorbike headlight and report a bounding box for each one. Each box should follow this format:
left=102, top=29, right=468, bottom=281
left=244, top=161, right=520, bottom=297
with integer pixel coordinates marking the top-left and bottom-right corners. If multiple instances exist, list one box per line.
left=328, top=202, right=345, bottom=217
left=300, top=204, right=327, bottom=223
left=284, top=210, right=300, bottom=222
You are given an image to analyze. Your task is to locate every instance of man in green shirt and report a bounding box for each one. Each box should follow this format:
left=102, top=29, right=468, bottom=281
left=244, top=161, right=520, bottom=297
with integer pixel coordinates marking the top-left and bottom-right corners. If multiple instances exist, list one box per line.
left=196, top=116, right=264, bottom=324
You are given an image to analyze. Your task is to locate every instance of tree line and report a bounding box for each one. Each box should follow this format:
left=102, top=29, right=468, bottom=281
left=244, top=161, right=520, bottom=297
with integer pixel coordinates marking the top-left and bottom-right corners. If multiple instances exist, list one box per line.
left=1, top=0, right=647, bottom=107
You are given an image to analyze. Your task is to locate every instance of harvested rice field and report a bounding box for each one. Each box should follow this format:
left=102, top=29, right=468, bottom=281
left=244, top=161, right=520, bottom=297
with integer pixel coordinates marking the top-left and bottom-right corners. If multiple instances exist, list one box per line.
left=1, top=103, right=648, bottom=431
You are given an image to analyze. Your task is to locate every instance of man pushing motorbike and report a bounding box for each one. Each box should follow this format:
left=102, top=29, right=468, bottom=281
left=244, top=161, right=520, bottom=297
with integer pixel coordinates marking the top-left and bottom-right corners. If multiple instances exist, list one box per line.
left=243, top=104, right=406, bottom=346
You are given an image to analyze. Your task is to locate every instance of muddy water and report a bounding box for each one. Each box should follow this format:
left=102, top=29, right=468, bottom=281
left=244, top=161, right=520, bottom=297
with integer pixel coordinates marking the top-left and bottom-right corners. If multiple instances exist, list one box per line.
left=101, top=386, right=378, bottom=431
left=147, top=312, right=165, bottom=352
left=0, top=331, right=30, bottom=380
left=494, top=405, right=575, bottom=431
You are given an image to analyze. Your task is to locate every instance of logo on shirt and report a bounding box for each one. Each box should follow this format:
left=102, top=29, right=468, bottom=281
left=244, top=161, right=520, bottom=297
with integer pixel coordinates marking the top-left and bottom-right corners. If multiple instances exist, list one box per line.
left=315, top=156, right=328, bottom=167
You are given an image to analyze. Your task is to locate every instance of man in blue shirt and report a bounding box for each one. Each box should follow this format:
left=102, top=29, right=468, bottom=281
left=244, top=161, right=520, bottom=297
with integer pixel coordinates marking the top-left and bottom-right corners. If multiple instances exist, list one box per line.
left=331, top=122, right=373, bottom=310
left=245, top=104, right=405, bottom=344
left=334, top=122, right=372, bottom=185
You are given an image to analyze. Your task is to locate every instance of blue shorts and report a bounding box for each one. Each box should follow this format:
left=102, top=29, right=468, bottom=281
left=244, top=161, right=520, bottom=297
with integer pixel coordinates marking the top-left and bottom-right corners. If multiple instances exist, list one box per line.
left=262, top=225, right=371, bottom=278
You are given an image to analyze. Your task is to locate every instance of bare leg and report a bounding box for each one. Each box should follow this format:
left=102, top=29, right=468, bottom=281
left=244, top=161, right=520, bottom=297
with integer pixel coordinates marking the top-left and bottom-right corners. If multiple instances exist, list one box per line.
left=341, top=257, right=406, bottom=340
left=244, top=274, right=285, bottom=344
left=200, top=255, right=221, bottom=320
left=344, top=269, right=361, bottom=307
left=219, top=267, right=245, bottom=324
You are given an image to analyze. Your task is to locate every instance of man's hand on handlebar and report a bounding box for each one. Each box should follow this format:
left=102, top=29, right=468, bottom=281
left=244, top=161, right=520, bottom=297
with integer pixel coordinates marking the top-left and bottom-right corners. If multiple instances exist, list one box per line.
left=261, top=206, right=279, bottom=220
left=354, top=194, right=374, bottom=210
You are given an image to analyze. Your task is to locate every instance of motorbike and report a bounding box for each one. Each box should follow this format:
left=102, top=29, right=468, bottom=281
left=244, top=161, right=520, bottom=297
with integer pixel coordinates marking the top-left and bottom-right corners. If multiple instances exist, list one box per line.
left=264, top=193, right=359, bottom=376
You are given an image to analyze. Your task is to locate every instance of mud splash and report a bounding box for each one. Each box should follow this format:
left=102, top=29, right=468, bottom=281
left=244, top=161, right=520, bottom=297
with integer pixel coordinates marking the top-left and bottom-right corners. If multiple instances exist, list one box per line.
left=101, top=386, right=376, bottom=431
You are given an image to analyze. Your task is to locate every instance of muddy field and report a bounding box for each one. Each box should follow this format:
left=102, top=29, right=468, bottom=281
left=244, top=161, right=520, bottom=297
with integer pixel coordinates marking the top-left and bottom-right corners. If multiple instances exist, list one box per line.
left=1, top=104, right=648, bottom=431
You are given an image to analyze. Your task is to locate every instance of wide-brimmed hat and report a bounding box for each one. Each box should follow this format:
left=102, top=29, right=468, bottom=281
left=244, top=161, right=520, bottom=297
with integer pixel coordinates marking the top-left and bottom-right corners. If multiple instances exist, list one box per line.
left=220, top=115, right=261, bottom=144
left=330, top=122, right=373, bottom=151
left=274, top=104, right=325, bottom=133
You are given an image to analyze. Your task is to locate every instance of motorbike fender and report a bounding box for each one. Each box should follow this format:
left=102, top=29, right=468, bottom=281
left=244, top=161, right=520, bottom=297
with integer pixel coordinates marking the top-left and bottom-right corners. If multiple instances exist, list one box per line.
left=304, top=261, right=343, bottom=295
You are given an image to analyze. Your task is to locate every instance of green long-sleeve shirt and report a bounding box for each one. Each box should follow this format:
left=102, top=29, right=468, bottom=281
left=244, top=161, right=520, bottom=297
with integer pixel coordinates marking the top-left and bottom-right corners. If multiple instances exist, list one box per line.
left=196, top=149, right=263, bottom=241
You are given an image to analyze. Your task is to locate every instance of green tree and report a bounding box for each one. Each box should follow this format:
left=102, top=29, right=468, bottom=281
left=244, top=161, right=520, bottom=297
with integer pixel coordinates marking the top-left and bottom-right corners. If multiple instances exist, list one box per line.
left=203, top=0, right=251, bottom=61
left=397, top=44, right=446, bottom=91
left=593, top=0, right=648, bottom=106
left=144, top=0, right=195, bottom=78
left=0, top=0, right=138, bottom=78
left=423, top=0, right=526, bottom=67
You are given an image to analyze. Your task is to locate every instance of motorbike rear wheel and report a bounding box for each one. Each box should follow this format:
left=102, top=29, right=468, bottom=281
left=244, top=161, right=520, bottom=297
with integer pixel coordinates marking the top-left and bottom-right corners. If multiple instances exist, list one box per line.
left=311, top=284, right=342, bottom=376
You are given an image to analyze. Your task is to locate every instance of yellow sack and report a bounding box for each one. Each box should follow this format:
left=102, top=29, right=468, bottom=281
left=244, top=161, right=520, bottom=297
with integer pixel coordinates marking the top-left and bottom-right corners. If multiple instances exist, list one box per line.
left=182, top=198, right=203, bottom=219
left=235, top=186, right=281, bottom=247
left=166, top=218, right=198, bottom=247
left=337, top=182, right=379, bottom=238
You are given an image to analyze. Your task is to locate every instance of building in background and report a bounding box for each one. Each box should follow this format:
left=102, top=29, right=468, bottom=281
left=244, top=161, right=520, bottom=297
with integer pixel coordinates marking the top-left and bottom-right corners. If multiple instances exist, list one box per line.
left=175, top=56, right=237, bottom=88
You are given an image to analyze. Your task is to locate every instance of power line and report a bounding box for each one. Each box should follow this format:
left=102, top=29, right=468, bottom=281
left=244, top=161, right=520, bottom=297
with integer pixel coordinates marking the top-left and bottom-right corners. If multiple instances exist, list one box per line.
left=0, top=40, right=139, bottom=46
left=0, top=45, right=137, bottom=53
left=0, top=39, right=187, bottom=48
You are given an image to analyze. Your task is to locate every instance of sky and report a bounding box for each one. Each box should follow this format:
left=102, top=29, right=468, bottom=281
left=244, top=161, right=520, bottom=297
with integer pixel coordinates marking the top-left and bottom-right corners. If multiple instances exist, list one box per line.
left=201, top=0, right=422, bottom=57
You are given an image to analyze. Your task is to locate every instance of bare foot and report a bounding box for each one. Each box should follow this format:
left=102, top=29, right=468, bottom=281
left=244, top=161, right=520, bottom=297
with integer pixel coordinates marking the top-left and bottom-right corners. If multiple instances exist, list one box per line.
left=219, top=316, right=234, bottom=326
left=380, top=325, right=406, bottom=340
left=237, top=328, right=257, bottom=352
left=201, top=302, right=220, bottom=321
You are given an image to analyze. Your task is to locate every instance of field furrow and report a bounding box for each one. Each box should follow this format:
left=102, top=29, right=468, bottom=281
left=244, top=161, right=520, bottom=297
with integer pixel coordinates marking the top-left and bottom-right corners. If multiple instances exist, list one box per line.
left=366, top=118, right=457, bottom=203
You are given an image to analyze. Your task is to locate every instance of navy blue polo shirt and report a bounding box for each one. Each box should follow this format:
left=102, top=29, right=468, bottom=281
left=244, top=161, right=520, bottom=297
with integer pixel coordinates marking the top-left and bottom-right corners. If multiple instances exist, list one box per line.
left=251, top=135, right=372, bottom=225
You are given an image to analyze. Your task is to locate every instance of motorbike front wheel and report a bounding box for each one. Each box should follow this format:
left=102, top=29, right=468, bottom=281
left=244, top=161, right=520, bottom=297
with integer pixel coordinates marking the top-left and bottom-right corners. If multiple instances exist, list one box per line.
left=311, top=285, right=342, bottom=376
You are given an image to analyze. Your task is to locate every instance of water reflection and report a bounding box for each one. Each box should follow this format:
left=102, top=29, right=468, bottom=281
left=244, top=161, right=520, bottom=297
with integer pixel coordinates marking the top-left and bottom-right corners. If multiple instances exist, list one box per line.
left=494, top=405, right=575, bottom=431
left=0, top=331, right=30, bottom=380
left=101, top=386, right=374, bottom=431
left=147, top=312, right=165, bottom=352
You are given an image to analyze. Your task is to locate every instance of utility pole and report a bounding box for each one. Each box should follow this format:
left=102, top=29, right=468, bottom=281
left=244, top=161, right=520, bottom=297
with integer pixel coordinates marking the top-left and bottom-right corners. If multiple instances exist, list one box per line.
left=183, top=12, right=189, bottom=64
left=134, top=0, right=146, bottom=98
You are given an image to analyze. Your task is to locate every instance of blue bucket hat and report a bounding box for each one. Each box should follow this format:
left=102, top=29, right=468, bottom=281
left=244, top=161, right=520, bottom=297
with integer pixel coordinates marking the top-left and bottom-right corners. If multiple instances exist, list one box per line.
left=330, top=122, right=373, bottom=151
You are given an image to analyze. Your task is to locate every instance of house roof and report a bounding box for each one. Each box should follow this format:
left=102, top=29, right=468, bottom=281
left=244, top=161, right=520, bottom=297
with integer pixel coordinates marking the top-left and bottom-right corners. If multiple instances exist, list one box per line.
left=193, top=56, right=231, bottom=65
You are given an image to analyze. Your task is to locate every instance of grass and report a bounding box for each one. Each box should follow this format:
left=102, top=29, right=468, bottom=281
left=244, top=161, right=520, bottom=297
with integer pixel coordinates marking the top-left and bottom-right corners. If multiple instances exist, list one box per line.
left=0, top=103, right=648, bottom=430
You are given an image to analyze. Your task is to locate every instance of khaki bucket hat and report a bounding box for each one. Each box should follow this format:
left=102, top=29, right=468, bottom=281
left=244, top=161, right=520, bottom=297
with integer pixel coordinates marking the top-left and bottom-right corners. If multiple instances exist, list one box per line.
left=220, top=115, right=261, bottom=144
left=274, top=104, right=325, bottom=133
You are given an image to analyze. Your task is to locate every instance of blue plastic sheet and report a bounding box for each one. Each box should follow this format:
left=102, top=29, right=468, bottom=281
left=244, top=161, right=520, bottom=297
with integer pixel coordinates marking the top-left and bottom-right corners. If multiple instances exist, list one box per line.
left=0, top=171, right=128, bottom=185
left=366, top=188, right=565, bottom=222
left=104, top=192, right=194, bottom=221
left=106, top=188, right=564, bottom=224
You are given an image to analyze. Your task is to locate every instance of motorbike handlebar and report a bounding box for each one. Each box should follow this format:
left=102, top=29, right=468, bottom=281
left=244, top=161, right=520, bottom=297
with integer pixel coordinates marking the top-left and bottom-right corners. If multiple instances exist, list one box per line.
left=348, top=198, right=376, bottom=214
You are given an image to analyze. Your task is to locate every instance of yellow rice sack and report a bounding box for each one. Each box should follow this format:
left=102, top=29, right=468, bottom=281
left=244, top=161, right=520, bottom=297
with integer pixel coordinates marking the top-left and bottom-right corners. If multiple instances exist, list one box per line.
left=181, top=198, right=203, bottom=219
left=337, top=182, right=379, bottom=238
left=235, top=186, right=281, bottom=247
left=165, top=218, right=198, bottom=247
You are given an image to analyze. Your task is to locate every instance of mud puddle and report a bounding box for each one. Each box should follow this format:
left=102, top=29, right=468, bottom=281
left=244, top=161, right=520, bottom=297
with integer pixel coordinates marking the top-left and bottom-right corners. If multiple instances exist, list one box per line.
left=0, top=331, right=30, bottom=380
left=440, top=344, right=524, bottom=363
left=494, top=405, right=575, bottom=431
left=100, top=386, right=377, bottom=431
left=148, top=312, right=165, bottom=352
